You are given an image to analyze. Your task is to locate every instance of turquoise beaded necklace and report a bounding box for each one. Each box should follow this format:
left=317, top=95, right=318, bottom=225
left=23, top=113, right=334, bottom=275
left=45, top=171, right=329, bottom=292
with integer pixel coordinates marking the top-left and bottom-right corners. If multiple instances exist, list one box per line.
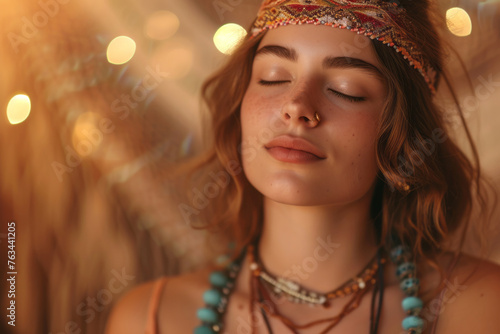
left=195, top=242, right=424, bottom=334
left=390, top=245, right=425, bottom=333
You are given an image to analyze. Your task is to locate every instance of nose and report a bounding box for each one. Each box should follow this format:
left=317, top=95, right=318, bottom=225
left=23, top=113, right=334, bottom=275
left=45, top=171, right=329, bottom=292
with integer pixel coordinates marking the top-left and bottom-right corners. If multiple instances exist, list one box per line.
left=281, top=87, right=320, bottom=128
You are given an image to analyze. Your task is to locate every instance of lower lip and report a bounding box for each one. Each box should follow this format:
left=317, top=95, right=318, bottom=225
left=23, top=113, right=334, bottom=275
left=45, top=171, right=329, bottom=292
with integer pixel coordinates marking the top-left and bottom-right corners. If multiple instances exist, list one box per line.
left=266, top=147, right=324, bottom=163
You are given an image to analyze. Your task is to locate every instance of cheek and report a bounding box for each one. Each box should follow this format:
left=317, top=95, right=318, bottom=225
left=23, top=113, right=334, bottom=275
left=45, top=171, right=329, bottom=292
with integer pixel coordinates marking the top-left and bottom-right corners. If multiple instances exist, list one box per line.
left=350, top=116, right=380, bottom=177
left=240, top=92, right=260, bottom=133
left=332, top=111, right=380, bottom=171
left=240, top=97, right=257, bottom=155
left=241, top=92, right=286, bottom=145
left=240, top=93, right=264, bottom=167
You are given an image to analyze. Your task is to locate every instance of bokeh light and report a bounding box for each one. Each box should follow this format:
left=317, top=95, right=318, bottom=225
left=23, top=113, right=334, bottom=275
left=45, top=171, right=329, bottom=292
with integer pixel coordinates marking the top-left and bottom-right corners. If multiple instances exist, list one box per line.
left=144, top=10, right=180, bottom=40
left=151, top=37, right=193, bottom=79
left=446, top=7, right=472, bottom=37
left=107, top=36, right=137, bottom=65
left=213, top=23, right=247, bottom=55
left=72, top=112, right=103, bottom=157
left=7, top=94, right=31, bottom=125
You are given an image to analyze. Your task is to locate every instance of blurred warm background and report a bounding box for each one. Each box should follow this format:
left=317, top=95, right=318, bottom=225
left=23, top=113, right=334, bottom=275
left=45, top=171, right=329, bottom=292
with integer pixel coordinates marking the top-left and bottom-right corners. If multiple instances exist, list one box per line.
left=0, top=0, right=498, bottom=333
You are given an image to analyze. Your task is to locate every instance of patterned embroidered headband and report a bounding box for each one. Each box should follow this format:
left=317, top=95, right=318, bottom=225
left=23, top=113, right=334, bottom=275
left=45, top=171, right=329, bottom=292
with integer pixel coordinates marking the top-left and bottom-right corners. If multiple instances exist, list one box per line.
left=249, top=0, right=438, bottom=94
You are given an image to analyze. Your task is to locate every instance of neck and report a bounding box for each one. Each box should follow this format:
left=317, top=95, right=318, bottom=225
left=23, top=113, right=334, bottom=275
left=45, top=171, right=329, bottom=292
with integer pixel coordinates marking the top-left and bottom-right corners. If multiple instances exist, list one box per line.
left=257, top=193, right=379, bottom=293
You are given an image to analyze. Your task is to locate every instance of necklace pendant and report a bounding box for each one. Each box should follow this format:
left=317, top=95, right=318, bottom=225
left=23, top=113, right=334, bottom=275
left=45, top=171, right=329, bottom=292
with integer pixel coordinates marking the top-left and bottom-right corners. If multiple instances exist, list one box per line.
left=278, top=277, right=300, bottom=291
left=318, top=295, right=327, bottom=305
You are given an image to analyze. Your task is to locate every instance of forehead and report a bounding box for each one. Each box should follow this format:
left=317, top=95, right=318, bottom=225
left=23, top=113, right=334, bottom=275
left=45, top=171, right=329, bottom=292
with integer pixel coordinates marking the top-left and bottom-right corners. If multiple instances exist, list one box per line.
left=257, top=24, right=381, bottom=67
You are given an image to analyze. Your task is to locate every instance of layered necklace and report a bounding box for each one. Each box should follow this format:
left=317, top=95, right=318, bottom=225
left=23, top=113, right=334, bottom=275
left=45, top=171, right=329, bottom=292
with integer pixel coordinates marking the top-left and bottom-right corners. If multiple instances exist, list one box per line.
left=248, top=243, right=382, bottom=308
left=194, top=240, right=424, bottom=334
left=247, top=243, right=385, bottom=334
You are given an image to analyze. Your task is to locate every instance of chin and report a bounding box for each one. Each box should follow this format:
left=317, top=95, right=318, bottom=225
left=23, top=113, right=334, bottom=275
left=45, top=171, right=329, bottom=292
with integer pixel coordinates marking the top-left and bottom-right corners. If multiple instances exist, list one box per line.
left=243, top=162, right=378, bottom=207
left=265, top=191, right=322, bottom=206
left=249, top=178, right=361, bottom=207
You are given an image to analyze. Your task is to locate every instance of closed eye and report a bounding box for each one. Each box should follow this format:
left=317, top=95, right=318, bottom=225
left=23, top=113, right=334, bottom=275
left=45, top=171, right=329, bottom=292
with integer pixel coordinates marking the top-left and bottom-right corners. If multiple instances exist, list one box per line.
left=258, top=80, right=366, bottom=103
left=258, top=80, right=290, bottom=86
left=328, top=89, right=366, bottom=103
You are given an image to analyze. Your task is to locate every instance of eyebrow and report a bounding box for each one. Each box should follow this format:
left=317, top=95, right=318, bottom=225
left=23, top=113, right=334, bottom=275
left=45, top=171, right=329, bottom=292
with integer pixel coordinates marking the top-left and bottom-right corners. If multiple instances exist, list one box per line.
left=255, top=44, right=384, bottom=80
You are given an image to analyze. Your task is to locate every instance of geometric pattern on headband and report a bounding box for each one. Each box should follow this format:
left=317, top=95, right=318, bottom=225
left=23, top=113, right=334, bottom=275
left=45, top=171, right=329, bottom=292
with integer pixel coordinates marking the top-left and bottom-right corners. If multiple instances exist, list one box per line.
left=250, top=0, right=438, bottom=93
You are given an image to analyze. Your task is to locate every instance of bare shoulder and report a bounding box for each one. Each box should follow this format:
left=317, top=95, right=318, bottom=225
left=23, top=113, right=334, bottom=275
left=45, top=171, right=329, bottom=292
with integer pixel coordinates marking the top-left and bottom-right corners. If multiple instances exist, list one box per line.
left=105, top=267, right=215, bottom=334
left=432, top=252, right=500, bottom=333
left=156, top=266, right=215, bottom=333
left=104, top=279, right=160, bottom=334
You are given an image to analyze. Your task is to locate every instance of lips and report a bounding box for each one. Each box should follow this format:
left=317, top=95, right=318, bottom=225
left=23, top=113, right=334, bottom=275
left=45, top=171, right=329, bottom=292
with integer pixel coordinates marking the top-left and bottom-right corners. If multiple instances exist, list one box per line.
left=265, top=135, right=326, bottom=163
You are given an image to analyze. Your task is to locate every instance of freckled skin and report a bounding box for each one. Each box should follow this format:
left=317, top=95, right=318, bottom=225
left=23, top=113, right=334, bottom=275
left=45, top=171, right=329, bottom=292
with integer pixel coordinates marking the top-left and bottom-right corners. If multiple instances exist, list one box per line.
left=240, top=24, right=388, bottom=207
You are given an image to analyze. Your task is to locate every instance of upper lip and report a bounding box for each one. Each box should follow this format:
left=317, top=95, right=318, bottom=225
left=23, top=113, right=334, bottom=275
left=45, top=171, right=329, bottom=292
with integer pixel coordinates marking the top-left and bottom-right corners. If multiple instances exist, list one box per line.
left=265, top=135, right=326, bottom=159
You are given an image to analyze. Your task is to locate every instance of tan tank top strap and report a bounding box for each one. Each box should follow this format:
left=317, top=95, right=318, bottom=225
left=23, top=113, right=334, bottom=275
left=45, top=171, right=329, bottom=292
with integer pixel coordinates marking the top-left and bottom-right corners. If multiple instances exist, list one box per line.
left=145, top=277, right=169, bottom=334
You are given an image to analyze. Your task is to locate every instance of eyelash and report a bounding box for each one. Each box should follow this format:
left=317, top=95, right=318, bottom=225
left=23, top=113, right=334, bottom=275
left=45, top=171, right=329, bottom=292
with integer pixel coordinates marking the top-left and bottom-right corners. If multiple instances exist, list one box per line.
left=257, top=80, right=366, bottom=103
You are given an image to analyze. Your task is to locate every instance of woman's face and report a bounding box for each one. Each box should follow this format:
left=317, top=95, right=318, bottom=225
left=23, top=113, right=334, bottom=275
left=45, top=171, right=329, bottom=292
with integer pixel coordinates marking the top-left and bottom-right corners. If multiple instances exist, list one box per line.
left=240, top=24, right=387, bottom=206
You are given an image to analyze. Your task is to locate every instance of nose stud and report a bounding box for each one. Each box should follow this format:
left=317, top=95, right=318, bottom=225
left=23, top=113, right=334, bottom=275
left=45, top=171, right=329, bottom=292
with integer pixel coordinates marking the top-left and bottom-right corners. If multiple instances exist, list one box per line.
left=314, top=112, right=321, bottom=124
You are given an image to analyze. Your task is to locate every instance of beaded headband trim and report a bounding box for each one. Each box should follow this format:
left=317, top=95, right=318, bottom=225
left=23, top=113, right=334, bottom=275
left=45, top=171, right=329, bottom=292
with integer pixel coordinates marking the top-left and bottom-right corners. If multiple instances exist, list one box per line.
left=249, top=0, right=438, bottom=94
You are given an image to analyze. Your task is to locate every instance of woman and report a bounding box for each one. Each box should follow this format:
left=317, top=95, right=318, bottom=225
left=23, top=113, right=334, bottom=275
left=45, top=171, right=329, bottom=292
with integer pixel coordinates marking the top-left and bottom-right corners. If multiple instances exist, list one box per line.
left=105, top=0, right=500, bottom=333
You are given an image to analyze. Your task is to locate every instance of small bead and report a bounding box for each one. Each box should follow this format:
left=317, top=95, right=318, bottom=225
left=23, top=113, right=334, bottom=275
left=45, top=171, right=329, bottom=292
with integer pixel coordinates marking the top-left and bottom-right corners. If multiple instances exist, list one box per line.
left=203, top=289, right=222, bottom=306
left=396, top=262, right=416, bottom=280
left=408, top=329, right=423, bottom=334
left=400, top=278, right=420, bottom=295
left=197, top=307, right=219, bottom=323
left=402, top=315, right=424, bottom=330
left=194, top=325, right=216, bottom=334
left=402, top=296, right=424, bottom=314
left=390, top=245, right=410, bottom=263
left=209, top=272, right=228, bottom=287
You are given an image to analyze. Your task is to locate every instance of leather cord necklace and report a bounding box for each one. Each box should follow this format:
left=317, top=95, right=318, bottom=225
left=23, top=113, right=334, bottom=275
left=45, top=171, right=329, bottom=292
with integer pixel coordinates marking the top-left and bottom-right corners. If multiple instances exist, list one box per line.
left=194, top=239, right=423, bottom=334
left=249, top=244, right=385, bottom=334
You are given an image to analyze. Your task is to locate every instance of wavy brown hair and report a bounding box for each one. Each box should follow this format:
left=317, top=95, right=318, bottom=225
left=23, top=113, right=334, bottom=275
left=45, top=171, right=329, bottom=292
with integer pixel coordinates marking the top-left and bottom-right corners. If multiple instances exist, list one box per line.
left=187, top=0, right=492, bottom=268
